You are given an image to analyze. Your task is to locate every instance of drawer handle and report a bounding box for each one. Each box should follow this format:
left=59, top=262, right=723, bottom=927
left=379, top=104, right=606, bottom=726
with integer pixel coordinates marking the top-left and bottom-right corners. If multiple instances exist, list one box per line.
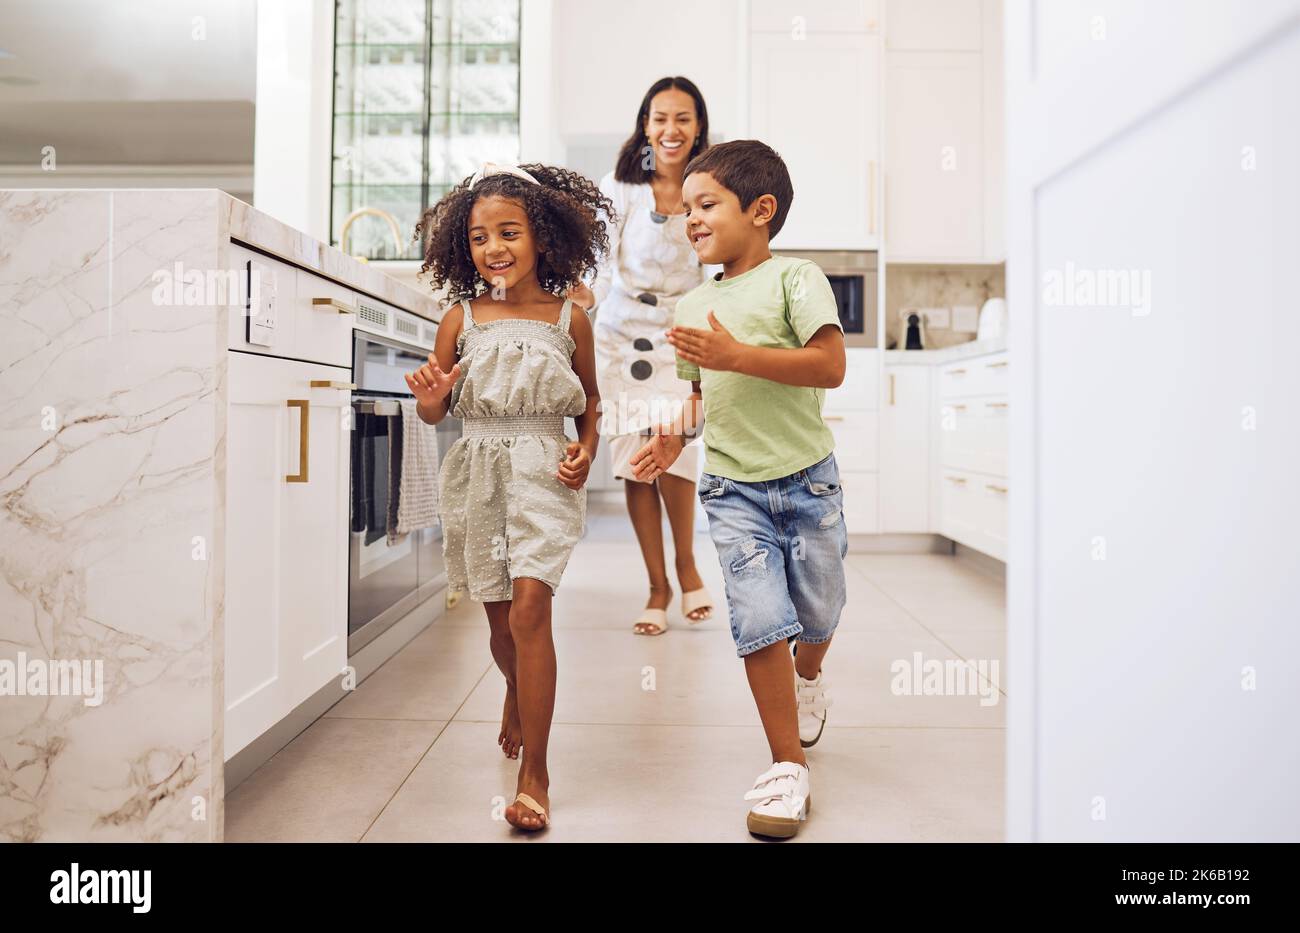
left=888, top=372, right=895, bottom=406
left=945, top=476, right=968, bottom=485
left=948, top=403, right=967, bottom=411
left=948, top=368, right=967, bottom=375
left=986, top=361, right=1008, bottom=369
left=311, top=297, right=356, bottom=314
left=986, top=484, right=1008, bottom=493
left=310, top=379, right=358, bottom=390
left=985, top=401, right=1008, bottom=409
left=286, top=399, right=310, bottom=483
left=824, top=414, right=846, bottom=421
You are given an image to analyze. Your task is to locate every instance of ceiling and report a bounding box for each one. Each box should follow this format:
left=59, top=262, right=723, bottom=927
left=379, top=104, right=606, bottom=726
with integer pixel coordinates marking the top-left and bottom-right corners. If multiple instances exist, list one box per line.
left=0, top=0, right=257, bottom=165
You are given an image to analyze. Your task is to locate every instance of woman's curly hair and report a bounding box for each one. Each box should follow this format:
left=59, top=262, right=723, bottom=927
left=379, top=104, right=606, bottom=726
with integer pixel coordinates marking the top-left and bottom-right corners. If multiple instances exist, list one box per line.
left=416, top=164, right=615, bottom=304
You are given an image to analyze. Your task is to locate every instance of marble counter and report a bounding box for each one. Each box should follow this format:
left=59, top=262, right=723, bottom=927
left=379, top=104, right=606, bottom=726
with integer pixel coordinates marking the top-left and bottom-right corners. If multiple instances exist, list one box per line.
left=0, top=188, right=429, bottom=842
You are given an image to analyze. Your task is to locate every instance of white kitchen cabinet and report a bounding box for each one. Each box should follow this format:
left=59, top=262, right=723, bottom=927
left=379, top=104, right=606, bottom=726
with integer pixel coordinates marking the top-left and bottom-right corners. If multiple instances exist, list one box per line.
left=884, top=0, right=1004, bottom=262
left=749, top=30, right=881, bottom=250
left=880, top=364, right=931, bottom=531
left=750, top=0, right=879, bottom=33
left=840, top=468, right=879, bottom=534
left=225, top=351, right=351, bottom=758
left=885, top=52, right=984, bottom=260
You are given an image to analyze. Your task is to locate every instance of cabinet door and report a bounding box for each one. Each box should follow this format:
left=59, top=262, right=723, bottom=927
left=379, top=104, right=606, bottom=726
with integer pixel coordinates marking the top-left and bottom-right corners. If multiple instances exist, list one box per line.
left=750, top=0, right=880, bottom=33
left=225, top=352, right=350, bottom=758
left=885, top=52, right=984, bottom=260
left=885, top=0, right=983, bottom=50
left=880, top=365, right=931, bottom=531
left=750, top=31, right=881, bottom=250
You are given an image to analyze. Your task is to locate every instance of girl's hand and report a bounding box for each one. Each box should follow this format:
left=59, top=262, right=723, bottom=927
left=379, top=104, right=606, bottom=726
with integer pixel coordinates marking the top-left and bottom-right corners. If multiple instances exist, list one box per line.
left=666, top=310, right=744, bottom=372
left=630, top=430, right=685, bottom=483
left=557, top=441, right=592, bottom=489
left=567, top=282, right=596, bottom=311
left=404, top=354, right=461, bottom=413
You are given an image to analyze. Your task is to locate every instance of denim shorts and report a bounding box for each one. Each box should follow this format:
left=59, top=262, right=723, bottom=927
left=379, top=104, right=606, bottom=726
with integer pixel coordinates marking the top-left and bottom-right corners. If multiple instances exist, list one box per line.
left=698, top=452, right=849, bottom=657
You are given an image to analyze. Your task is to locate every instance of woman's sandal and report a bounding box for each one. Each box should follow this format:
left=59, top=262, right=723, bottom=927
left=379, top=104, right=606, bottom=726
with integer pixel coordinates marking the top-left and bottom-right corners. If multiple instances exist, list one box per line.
left=508, top=793, right=550, bottom=831
left=632, top=607, right=669, bottom=636
left=681, top=587, right=714, bottom=624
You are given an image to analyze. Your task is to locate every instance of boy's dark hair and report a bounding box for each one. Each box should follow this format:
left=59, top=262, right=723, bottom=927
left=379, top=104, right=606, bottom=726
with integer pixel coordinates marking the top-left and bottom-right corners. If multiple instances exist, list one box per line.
left=683, top=140, right=793, bottom=240
left=416, top=164, right=615, bottom=304
left=614, top=76, right=710, bottom=184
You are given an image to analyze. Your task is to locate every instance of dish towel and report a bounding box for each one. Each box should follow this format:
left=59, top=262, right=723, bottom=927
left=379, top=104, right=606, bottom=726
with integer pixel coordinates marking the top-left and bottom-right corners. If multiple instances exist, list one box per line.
left=391, top=398, right=442, bottom=541
left=385, top=407, right=405, bottom=545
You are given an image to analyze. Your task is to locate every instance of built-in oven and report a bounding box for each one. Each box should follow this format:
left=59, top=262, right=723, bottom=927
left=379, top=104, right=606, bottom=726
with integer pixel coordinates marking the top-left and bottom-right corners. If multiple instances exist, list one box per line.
left=348, top=329, right=460, bottom=655
left=780, top=250, right=878, bottom=348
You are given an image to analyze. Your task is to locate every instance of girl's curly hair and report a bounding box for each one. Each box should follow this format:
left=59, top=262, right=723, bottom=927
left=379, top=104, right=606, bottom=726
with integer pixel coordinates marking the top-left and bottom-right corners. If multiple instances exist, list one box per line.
left=415, top=164, right=615, bottom=304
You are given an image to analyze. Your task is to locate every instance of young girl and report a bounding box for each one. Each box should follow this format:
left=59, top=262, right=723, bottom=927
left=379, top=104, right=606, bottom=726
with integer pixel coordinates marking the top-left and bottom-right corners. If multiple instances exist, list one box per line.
left=407, top=162, right=611, bottom=832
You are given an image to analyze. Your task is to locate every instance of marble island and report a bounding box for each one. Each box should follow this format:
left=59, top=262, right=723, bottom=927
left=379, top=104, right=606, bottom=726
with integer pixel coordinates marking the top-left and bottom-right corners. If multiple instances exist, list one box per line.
left=0, top=189, right=439, bottom=841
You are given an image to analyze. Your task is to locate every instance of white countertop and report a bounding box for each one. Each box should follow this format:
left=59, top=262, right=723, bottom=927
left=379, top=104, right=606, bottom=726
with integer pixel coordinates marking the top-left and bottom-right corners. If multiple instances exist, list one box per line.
left=222, top=193, right=442, bottom=321
left=883, top=333, right=1008, bottom=365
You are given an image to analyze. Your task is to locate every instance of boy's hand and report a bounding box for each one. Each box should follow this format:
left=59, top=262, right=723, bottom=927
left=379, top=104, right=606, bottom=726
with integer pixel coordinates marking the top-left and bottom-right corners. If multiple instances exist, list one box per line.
left=667, top=311, right=744, bottom=372
left=630, top=430, right=686, bottom=483
left=404, top=354, right=461, bottom=413
left=557, top=441, right=592, bottom=489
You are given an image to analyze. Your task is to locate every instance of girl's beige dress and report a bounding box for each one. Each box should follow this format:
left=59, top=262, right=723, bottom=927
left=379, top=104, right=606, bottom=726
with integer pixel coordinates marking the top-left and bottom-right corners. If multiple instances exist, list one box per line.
left=438, top=298, right=587, bottom=601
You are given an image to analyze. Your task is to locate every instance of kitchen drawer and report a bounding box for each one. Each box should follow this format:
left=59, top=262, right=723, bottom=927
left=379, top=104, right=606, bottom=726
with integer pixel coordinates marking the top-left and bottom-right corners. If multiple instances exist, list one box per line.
left=939, top=468, right=982, bottom=551
left=938, top=351, right=1009, bottom=399
left=839, top=468, right=879, bottom=534
left=973, top=475, right=1008, bottom=561
left=939, top=394, right=1007, bottom=475
left=296, top=268, right=358, bottom=368
left=825, top=348, right=879, bottom=412
left=939, top=467, right=1007, bottom=560
left=823, top=409, right=878, bottom=470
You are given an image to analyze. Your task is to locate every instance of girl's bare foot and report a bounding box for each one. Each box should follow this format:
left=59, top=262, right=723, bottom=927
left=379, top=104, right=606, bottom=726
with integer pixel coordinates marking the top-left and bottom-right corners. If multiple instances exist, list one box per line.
left=677, top=563, right=712, bottom=621
left=498, top=689, right=523, bottom=759
left=633, top=582, right=673, bottom=635
left=505, top=767, right=550, bottom=831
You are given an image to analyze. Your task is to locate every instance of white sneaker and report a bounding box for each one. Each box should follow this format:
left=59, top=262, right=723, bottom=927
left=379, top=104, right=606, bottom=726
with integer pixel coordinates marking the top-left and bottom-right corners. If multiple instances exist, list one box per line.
left=796, top=669, right=831, bottom=747
left=744, top=761, right=811, bottom=838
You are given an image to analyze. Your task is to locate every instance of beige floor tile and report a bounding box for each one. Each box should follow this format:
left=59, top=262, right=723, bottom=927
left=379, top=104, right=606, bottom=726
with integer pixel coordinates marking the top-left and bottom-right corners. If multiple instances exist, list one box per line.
left=225, top=717, right=444, bottom=842
left=325, top=624, right=492, bottom=720
left=360, top=721, right=1002, bottom=843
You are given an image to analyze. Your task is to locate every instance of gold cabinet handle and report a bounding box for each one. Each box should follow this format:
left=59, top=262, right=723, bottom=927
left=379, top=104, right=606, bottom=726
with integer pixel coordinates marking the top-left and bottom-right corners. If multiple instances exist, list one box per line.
left=948, top=403, right=967, bottom=411
left=824, top=414, right=846, bottom=421
left=987, top=483, right=1008, bottom=493
left=868, top=160, right=877, bottom=236
left=311, top=297, right=356, bottom=314
left=986, top=360, right=1008, bottom=369
left=948, top=368, right=967, bottom=375
left=986, top=401, right=1009, bottom=408
left=310, top=379, right=358, bottom=390
left=946, top=475, right=968, bottom=485
left=888, top=372, right=895, bottom=406
left=286, top=399, right=309, bottom=483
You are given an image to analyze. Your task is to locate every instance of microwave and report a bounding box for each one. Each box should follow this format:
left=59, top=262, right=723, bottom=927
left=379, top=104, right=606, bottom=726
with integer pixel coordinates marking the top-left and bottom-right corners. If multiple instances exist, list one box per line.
left=780, top=250, right=879, bottom=348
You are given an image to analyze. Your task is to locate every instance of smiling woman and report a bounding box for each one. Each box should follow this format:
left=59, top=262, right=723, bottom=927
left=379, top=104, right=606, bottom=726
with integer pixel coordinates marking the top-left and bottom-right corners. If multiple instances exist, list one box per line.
left=566, top=76, right=718, bottom=637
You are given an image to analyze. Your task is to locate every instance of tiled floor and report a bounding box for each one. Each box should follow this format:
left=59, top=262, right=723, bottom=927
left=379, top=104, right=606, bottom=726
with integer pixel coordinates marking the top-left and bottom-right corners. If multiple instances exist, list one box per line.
left=226, top=491, right=1007, bottom=842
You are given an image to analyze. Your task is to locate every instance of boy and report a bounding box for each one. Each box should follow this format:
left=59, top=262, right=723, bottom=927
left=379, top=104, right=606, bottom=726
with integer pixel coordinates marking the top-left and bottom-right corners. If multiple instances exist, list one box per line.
left=630, top=140, right=848, bottom=839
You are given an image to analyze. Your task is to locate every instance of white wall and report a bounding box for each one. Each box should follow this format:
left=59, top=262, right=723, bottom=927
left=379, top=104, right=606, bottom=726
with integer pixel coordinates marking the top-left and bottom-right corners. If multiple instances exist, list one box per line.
left=1006, top=0, right=1300, bottom=841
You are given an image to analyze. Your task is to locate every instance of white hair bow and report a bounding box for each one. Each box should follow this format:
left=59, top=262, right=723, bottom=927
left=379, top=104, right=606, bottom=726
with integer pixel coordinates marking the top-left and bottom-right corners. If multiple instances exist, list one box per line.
left=469, top=162, right=540, bottom=187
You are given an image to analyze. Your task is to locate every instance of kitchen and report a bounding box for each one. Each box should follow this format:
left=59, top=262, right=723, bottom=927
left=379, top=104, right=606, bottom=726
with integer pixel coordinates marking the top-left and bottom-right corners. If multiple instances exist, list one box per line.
left=0, top=0, right=1295, bottom=858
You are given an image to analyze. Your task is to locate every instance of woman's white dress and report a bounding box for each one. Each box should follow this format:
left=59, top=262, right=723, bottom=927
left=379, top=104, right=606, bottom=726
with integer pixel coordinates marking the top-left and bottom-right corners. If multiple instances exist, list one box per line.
left=591, top=171, right=708, bottom=482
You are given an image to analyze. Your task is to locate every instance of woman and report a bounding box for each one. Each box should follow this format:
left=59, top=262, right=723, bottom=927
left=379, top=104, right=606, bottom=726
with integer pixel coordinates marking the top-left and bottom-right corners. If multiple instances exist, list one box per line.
left=569, top=76, right=715, bottom=636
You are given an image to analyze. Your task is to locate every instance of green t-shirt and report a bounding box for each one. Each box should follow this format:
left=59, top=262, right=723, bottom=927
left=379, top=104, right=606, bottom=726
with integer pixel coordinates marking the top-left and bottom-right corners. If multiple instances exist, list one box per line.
left=675, top=255, right=843, bottom=482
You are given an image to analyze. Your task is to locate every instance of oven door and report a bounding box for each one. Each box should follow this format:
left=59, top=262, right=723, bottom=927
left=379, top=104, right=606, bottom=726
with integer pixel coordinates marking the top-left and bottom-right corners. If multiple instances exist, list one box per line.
left=348, top=332, right=460, bottom=655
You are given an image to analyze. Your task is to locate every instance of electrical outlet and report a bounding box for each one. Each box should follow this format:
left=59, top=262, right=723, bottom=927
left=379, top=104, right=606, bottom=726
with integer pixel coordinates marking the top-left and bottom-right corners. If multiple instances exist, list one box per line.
left=922, top=306, right=951, bottom=328
left=952, top=305, right=979, bottom=332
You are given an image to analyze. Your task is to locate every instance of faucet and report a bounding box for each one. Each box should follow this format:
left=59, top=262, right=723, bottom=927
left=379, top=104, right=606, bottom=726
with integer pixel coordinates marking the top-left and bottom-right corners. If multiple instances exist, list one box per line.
left=340, top=207, right=406, bottom=261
